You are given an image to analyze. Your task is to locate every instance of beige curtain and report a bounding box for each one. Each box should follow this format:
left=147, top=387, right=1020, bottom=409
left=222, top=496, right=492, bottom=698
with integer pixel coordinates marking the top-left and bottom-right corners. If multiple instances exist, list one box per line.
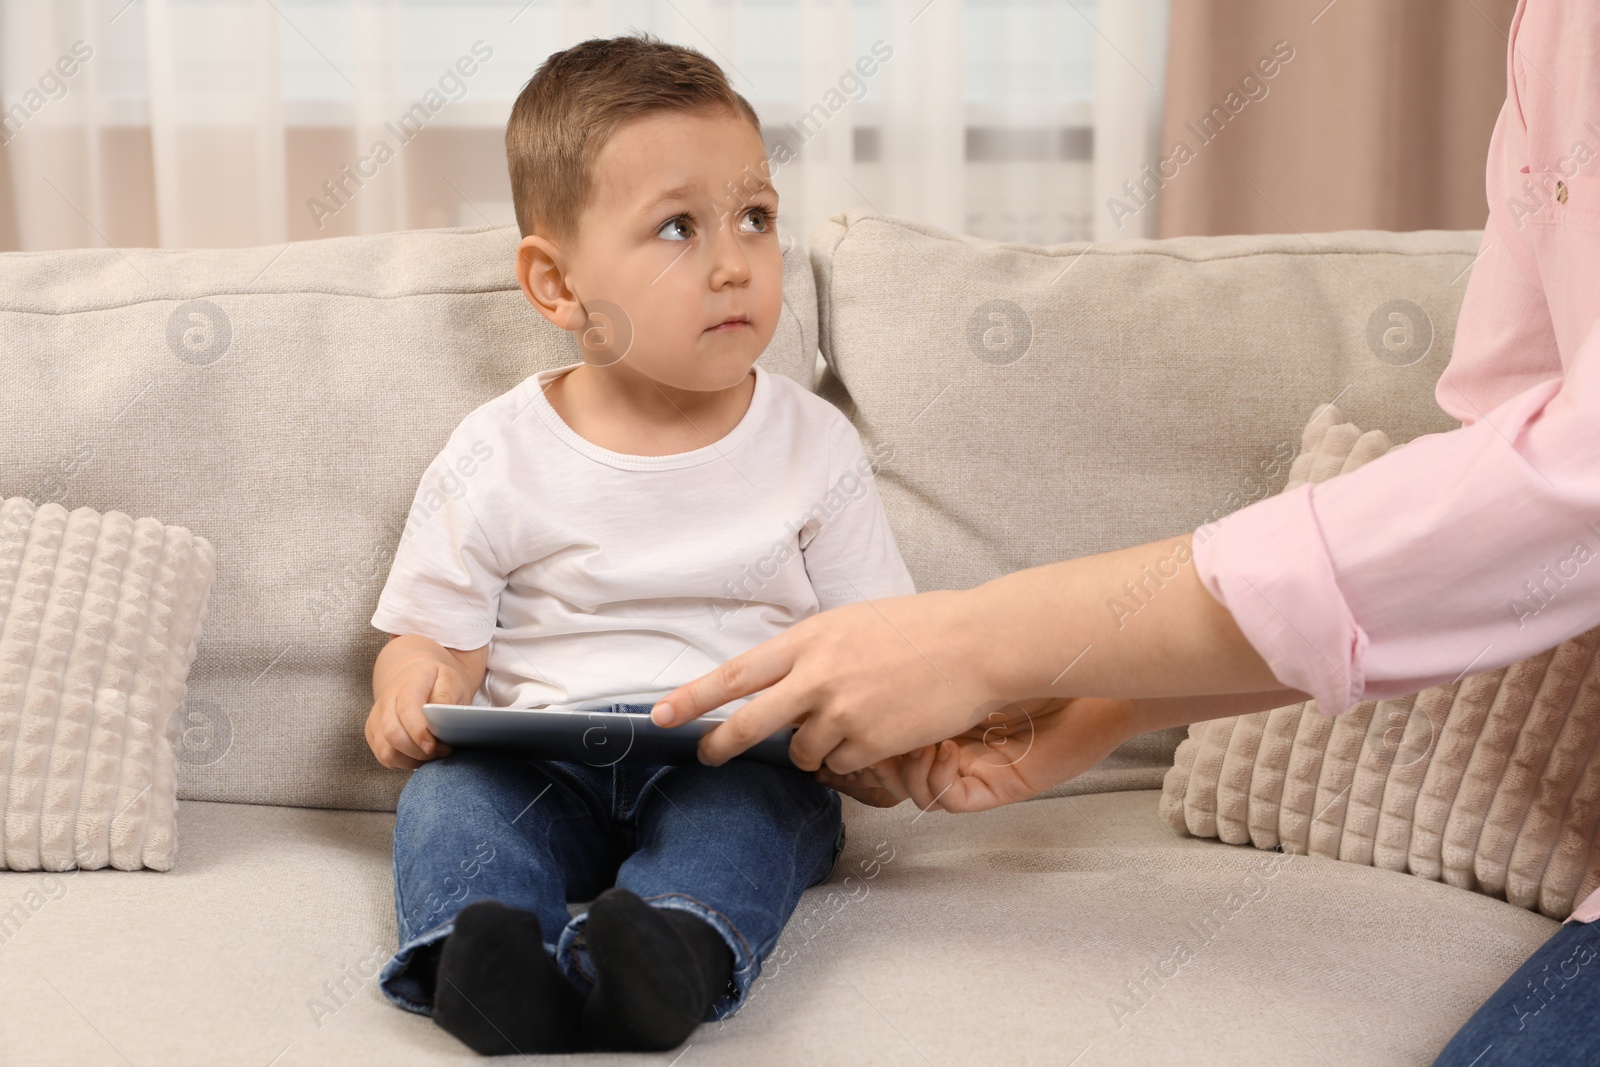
left=1155, top=0, right=1515, bottom=237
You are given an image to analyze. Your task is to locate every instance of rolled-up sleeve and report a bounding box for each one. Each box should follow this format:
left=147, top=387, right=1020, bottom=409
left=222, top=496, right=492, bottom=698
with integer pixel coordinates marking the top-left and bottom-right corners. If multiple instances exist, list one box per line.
left=1190, top=481, right=1366, bottom=716
left=1193, top=358, right=1600, bottom=716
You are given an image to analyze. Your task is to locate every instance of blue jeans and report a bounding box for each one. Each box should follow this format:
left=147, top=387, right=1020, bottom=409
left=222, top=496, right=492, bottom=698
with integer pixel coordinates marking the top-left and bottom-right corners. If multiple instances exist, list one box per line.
left=377, top=705, right=844, bottom=1024
left=1435, top=918, right=1600, bottom=1065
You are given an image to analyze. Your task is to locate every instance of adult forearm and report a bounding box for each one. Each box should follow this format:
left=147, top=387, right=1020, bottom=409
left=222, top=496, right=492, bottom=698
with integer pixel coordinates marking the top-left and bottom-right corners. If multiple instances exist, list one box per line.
left=673, top=531, right=1306, bottom=771
left=1128, top=688, right=1309, bottom=734
left=965, top=533, right=1295, bottom=704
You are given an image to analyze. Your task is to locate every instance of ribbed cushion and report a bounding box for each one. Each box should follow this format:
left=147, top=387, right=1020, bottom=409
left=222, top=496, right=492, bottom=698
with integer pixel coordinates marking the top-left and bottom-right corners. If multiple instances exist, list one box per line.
left=0, top=497, right=215, bottom=871
left=1161, top=407, right=1600, bottom=919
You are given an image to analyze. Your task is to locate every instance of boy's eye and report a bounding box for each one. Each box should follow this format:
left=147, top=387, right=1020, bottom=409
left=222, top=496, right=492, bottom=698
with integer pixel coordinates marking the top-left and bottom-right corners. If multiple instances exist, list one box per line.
left=739, top=206, right=777, bottom=234
left=657, top=215, right=693, bottom=242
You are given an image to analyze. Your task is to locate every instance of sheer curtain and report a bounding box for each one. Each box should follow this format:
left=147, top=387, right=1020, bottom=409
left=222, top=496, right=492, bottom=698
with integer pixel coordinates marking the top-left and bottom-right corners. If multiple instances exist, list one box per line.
left=0, top=0, right=1168, bottom=253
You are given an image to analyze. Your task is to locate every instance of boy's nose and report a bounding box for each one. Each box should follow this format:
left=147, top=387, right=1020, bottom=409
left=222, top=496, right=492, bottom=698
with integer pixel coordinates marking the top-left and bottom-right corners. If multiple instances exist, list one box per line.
left=705, top=219, right=752, bottom=288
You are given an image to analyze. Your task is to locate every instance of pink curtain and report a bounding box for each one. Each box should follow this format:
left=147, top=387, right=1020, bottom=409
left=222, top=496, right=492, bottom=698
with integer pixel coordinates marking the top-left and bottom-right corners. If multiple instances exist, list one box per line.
left=1156, top=0, right=1515, bottom=237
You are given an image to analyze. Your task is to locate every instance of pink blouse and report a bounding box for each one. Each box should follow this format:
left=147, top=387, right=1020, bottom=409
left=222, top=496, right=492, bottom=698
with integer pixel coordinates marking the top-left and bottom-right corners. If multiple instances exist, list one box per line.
left=1190, top=0, right=1600, bottom=922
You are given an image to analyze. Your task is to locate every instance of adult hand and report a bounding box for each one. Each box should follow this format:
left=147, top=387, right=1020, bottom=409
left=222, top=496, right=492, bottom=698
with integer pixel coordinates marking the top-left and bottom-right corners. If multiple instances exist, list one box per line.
left=652, top=533, right=1289, bottom=777
left=652, top=589, right=1003, bottom=774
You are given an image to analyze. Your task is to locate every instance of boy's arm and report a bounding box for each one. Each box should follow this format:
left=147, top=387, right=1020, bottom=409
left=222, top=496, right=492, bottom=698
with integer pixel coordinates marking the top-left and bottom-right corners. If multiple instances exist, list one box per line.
left=367, top=634, right=489, bottom=769
left=366, top=428, right=508, bottom=769
left=376, top=634, right=490, bottom=701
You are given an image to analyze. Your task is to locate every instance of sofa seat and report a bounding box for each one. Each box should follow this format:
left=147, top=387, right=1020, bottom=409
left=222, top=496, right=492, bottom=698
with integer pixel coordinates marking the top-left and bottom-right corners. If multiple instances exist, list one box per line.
left=0, top=790, right=1554, bottom=1066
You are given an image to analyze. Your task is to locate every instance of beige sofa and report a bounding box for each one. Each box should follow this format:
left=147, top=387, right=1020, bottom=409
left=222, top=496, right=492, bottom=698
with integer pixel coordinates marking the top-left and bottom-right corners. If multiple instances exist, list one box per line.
left=0, top=213, right=1557, bottom=1065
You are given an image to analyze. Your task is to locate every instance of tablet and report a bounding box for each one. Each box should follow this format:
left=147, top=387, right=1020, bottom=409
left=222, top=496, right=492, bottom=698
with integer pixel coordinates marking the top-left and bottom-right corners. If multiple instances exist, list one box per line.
left=421, top=704, right=797, bottom=769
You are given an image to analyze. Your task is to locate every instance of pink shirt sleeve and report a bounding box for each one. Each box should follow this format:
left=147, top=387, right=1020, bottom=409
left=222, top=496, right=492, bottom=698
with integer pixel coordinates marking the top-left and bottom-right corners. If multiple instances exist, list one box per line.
left=1192, top=350, right=1598, bottom=717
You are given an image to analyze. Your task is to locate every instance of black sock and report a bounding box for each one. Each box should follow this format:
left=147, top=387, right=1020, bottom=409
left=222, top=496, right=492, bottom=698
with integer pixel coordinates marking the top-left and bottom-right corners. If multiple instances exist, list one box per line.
left=581, top=888, right=735, bottom=1051
left=431, top=899, right=584, bottom=1055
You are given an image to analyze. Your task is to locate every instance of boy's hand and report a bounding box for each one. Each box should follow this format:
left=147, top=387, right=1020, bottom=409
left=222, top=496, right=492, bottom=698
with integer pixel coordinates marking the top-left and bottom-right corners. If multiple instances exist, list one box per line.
left=814, top=757, right=911, bottom=807
left=366, top=658, right=464, bottom=770
left=838, top=697, right=1137, bottom=813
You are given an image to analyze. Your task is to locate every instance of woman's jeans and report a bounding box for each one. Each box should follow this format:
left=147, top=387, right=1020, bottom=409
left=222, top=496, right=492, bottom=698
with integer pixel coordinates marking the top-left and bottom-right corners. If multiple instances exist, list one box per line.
left=1435, top=917, right=1600, bottom=1065
left=377, top=705, right=844, bottom=1024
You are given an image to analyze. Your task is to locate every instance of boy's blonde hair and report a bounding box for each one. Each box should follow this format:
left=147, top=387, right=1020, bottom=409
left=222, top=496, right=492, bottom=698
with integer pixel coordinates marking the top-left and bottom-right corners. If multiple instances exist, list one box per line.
left=506, top=34, right=762, bottom=244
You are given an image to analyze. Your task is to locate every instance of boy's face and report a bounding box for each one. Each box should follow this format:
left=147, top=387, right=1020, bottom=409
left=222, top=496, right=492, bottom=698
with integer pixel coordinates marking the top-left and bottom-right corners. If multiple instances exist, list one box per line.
left=518, top=108, right=783, bottom=394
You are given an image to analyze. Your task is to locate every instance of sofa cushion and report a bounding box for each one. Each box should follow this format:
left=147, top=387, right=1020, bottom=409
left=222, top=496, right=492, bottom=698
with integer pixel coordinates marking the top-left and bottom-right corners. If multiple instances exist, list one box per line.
left=0, top=791, right=1553, bottom=1065
left=1163, top=404, right=1600, bottom=920
left=0, top=225, right=818, bottom=810
left=808, top=211, right=1482, bottom=796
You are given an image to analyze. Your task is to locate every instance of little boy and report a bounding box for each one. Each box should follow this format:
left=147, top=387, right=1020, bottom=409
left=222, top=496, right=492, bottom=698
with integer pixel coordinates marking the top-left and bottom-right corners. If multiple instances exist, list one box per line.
left=364, top=34, right=915, bottom=1055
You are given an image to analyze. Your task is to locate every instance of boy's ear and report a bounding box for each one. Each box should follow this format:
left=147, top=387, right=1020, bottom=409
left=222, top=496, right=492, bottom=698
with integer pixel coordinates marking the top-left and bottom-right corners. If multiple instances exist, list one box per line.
left=516, top=234, right=583, bottom=332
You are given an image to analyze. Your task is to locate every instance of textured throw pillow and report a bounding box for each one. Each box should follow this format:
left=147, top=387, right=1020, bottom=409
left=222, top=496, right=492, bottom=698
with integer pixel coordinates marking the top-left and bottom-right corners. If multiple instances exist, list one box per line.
left=0, top=497, right=215, bottom=871
left=1161, top=406, right=1600, bottom=919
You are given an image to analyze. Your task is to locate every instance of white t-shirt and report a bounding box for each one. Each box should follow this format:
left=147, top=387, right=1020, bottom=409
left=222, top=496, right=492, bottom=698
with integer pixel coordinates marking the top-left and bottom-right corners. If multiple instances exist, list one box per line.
left=370, top=361, right=916, bottom=716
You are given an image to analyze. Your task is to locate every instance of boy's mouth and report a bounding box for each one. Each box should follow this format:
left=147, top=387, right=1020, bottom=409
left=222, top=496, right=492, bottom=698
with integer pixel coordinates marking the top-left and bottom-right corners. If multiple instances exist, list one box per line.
left=704, top=315, right=750, bottom=334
